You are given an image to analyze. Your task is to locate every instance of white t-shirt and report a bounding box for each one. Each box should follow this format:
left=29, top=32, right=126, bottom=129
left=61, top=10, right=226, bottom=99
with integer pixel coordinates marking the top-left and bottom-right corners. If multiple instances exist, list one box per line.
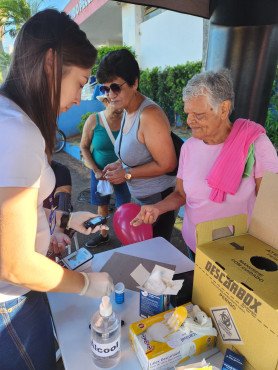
left=0, top=95, right=55, bottom=302
left=177, top=134, right=278, bottom=252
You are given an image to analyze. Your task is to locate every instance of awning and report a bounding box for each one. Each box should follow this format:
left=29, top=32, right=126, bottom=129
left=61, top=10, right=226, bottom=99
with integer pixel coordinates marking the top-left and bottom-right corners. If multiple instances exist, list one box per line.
left=113, top=0, right=211, bottom=19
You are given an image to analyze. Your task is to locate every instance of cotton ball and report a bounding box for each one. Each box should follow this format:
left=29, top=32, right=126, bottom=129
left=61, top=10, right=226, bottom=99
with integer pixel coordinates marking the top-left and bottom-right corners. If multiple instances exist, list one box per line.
left=144, top=270, right=166, bottom=294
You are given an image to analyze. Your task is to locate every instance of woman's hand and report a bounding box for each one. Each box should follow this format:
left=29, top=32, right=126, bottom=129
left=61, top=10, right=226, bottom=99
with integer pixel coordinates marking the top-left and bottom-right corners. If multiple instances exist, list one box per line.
left=83, top=272, right=114, bottom=298
left=104, top=168, right=126, bottom=184
left=103, top=160, right=122, bottom=173
left=95, top=169, right=104, bottom=180
left=69, top=212, right=109, bottom=234
left=130, top=205, right=160, bottom=226
left=49, top=231, right=71, bottom=254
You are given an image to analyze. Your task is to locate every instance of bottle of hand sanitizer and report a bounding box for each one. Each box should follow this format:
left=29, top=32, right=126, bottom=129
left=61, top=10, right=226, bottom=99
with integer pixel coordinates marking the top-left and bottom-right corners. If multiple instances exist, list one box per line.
left=91, top=296, right=121, bottom=368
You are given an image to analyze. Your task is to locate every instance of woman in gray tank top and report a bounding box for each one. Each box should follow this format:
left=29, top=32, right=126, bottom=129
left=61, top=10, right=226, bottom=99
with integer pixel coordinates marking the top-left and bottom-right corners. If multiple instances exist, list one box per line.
left=96, top=49, right=177, bottom=241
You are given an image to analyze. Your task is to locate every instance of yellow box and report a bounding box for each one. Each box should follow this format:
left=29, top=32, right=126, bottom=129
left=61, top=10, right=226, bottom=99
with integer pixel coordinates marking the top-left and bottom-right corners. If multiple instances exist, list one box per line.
left=193, top=172, right=278, bottom=370
left=129, top=302, right=216, bottom=370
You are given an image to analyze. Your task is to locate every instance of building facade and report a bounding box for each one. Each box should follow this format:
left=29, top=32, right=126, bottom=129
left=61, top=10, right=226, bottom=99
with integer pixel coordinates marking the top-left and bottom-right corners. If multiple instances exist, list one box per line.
left=63, top=0, right=203, bottom=70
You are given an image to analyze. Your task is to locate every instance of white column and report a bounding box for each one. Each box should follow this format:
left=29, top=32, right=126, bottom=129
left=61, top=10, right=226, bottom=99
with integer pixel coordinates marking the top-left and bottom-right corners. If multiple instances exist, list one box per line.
left=121, top=4, right=143, bottom=65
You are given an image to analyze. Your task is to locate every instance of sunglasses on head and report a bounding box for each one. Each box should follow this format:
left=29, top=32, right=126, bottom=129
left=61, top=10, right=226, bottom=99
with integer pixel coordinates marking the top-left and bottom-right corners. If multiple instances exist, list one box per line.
left=99, top=81, right=127, bottom=95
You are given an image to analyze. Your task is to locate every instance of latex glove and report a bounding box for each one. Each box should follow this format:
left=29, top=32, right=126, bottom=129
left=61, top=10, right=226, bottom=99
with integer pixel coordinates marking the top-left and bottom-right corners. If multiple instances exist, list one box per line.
left=69, top=212, right=109, bottom=235
left=49, top=231, right=71, bottom=254
left=85, top=272, right=114, bottom=298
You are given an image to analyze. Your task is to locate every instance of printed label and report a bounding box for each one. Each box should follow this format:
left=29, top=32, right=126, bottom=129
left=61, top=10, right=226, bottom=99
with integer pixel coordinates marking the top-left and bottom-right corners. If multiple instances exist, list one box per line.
left=210, top=306, right=242, bottom=344
left=91, top=338, right=120, bottom=358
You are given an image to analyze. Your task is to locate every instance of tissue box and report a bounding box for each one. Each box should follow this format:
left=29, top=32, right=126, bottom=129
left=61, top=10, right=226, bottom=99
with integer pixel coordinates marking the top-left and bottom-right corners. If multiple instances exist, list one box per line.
left=140, top=290, right=170, bottom=318
left=131, top=264, right=184, bottom=318
left=129, top=302, right=216, bottom=370
left=193, top=172, right=278, bottom=370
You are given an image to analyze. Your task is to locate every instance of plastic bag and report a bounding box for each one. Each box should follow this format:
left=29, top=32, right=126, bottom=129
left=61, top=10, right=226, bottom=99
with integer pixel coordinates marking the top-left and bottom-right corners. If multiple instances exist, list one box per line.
left=97, top=180, right=114, bottom=196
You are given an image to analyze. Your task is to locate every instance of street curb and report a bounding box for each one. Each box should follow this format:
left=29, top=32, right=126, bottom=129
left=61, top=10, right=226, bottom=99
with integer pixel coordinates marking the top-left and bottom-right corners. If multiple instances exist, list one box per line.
left=63, top=142, right=81, bottom=161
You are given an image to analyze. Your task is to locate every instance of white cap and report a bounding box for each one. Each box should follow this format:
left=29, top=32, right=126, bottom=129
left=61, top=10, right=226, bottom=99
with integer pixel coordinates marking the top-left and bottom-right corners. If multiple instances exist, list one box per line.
left=100, top=296, right=112, bottom=317
left=115, top=282, right=125, bottom=294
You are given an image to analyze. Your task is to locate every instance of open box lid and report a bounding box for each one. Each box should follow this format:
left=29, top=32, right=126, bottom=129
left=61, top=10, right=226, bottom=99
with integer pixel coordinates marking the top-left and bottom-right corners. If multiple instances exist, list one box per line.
left=249, top=171, right=278, bottom=251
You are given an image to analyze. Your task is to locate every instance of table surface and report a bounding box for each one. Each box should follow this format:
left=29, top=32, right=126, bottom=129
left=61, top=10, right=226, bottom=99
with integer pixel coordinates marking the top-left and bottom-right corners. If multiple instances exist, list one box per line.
left=47, top=237, right=224, bottom=369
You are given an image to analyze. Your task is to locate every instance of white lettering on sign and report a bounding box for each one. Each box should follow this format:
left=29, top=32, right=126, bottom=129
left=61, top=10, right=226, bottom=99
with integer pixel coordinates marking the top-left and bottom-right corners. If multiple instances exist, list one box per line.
left=91, top=338, right=120, bottom=358
left=69, top=0, right=93, bottom=19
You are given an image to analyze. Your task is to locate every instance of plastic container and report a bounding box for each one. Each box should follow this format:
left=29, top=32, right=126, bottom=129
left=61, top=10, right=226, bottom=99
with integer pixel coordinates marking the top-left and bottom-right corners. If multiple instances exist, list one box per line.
left=91, top=296, right=121, bottom=368
left=114, top=282, right=125, bottom=304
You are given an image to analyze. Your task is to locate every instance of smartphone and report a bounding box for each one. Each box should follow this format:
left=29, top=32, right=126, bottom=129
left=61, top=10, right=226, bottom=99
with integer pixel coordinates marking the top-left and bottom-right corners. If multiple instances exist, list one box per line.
left=84, top=216, right=109, bottom=230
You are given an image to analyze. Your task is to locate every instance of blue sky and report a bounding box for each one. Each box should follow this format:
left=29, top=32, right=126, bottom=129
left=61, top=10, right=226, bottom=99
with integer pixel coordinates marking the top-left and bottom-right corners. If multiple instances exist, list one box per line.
left=3, top=0, right=70, bottom=51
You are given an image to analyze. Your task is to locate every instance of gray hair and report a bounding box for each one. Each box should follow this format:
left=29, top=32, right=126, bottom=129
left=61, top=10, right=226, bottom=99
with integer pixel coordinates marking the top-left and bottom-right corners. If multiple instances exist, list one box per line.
left=182, top=69, right=235, bottom=115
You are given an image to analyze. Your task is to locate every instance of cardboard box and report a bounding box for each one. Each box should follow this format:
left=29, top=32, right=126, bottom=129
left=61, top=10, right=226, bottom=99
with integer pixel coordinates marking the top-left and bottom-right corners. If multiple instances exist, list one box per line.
left=193, top=172, right=278, bottom=370
left=222, top=348, right=245, bottom=370
left=129, top=302, right=216, bottom=370
left=139, top=290, right=170, bottom=318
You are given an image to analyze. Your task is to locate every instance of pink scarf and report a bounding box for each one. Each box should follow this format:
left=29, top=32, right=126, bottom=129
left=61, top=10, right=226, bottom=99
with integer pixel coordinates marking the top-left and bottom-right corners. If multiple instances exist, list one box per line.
left=206, top=118, right=266, bottom=203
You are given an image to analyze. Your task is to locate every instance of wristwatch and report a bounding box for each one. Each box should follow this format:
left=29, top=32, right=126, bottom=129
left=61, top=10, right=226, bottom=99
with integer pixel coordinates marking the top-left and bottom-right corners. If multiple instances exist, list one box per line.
left=124, top=167, right=132, bottom=181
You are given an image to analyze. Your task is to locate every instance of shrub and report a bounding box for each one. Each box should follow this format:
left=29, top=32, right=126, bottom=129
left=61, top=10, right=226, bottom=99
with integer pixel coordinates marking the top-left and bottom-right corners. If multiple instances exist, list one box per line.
left=265, top=93, right=278, bottom=147
left=77, top=112, right=95, bottom=134
left=140, top=61, right=202, bottom=126
left=265, top=66, right=278, bottom=147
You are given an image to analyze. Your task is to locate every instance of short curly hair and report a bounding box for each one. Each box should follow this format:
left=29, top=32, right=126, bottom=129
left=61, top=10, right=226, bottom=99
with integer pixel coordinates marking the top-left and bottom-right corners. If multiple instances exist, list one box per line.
left=183, top=69, right=235, bottom=116
left=97, top=49, right=140, bottom=88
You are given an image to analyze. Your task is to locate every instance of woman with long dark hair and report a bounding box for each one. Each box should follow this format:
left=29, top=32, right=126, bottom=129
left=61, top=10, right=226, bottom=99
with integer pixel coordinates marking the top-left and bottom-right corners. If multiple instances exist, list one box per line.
left=0, top=10, right=114, bottom=368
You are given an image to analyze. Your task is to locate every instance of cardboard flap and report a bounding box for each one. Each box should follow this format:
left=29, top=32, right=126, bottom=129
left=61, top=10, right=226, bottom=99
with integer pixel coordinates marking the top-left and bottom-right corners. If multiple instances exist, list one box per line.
left=249, top=172, right=278, bottom=250
left=196, top=214, right=247, bottom=246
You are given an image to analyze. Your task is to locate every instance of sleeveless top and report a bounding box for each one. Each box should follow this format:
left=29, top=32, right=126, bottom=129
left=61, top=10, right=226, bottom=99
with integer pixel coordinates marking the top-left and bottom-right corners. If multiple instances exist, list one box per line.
left=91, top=113, right=120, bottom=170
left=114, top=97, right=176, bottom=198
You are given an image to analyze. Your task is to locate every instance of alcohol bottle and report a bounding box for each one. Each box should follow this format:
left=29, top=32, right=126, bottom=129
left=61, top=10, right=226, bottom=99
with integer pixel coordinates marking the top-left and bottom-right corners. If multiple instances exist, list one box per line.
left=91, top=296, right=121, bottom=368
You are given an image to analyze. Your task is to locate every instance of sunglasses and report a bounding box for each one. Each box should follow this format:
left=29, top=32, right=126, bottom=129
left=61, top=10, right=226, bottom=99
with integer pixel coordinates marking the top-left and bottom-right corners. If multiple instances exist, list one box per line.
left=99, top=82, right=126, bottom=95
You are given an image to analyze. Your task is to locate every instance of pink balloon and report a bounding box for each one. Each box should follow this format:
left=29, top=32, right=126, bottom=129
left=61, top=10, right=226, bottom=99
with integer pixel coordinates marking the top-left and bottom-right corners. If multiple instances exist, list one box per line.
left=113, top=203, right=153, bottom=245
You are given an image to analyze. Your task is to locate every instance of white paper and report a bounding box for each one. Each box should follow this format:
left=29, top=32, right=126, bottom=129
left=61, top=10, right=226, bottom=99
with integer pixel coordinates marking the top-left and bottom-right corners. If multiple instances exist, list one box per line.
left=130, top=264, right=184, bottom=296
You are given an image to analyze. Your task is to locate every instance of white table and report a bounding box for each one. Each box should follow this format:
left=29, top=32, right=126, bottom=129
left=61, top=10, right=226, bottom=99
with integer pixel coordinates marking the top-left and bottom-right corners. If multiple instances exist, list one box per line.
left=48, top=237, right=223, bottom=369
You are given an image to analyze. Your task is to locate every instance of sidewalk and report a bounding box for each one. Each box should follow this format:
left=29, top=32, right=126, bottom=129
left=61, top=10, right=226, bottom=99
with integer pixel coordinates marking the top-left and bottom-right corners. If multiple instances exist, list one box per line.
left=52, top=151, right=190, bottom=258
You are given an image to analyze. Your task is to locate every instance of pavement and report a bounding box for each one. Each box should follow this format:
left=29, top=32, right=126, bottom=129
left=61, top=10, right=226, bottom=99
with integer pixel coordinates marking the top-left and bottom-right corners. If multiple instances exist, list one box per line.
left=52, top=150, right=190, bottom=369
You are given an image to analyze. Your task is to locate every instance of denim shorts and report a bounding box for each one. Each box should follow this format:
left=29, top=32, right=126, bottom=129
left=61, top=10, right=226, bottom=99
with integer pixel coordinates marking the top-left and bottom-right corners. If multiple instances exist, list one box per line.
left=0, top=291, right=56, bottom=370
left=90, top=170, right=131, bottom=207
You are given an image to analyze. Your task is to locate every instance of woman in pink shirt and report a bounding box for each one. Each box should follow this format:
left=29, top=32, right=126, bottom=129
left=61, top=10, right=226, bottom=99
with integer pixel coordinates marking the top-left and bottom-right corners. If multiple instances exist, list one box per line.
left=131, top=69, right=278, bottom=260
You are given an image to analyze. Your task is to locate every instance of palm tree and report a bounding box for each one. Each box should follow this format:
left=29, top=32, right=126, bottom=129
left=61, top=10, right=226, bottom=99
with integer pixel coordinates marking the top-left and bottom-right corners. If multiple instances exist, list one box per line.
left=0, top=0, right=46, bottom=80
left=0, top=0, right=31, bottom=38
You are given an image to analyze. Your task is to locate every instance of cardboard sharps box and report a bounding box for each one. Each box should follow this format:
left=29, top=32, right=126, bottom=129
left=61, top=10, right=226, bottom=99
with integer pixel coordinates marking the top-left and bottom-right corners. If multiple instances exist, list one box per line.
left=192, top=172, right=278, bottom=370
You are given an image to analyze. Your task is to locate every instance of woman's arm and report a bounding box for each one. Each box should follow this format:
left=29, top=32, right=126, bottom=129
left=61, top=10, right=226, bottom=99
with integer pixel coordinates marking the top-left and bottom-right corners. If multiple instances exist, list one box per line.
left=0, top=187, right=84, bottom=292
left=0, top=187, right=112, bottom=297
left=104, top=106, right=177, bottom=184
left=80, top=114, right=103, bottom=179
left=131, top=178, right=186, bottom=225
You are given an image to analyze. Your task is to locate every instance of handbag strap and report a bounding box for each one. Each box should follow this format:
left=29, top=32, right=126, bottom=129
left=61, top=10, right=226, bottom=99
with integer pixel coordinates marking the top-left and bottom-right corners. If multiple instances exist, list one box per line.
left=99, top=111, right=115, bottom=145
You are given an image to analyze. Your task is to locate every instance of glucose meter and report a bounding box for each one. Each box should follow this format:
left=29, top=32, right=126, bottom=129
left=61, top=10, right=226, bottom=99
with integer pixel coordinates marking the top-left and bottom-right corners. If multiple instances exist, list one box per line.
left=60, top=247, right=94, bottom=271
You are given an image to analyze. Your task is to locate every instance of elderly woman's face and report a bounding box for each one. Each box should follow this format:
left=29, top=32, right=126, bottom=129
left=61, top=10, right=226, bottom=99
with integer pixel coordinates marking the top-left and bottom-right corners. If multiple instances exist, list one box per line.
left=184, top=95, right=223, bottom=143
